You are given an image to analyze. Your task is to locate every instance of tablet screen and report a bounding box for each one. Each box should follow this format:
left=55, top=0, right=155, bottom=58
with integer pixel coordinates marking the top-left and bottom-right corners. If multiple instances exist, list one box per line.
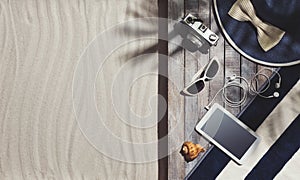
left=200, top=108, right=257, bottom=159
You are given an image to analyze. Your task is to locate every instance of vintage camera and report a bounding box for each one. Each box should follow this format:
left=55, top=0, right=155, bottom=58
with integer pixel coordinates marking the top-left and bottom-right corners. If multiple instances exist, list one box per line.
left=181, top=13, right=219, bottom=46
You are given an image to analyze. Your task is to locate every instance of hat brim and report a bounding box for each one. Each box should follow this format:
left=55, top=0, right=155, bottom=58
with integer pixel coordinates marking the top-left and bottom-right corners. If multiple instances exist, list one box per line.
left=213, top=0, right=300, bottom=67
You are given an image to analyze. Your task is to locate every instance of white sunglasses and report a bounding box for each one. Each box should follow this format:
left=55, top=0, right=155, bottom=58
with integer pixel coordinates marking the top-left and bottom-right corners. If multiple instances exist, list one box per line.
left=182, top=57, right=220, bottom=96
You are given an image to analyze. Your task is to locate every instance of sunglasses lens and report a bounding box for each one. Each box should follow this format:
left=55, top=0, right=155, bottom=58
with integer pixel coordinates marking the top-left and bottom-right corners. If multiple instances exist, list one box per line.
left=187, top=80, right=205, bottom=94
left=206, top=60, right=219, bottom=79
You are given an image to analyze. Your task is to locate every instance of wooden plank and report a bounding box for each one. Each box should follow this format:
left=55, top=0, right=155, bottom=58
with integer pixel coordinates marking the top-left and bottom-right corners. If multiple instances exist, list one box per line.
left=209, top=1, right=225, bottom=110
left=224, top=43, right=241, bottom=115
left=184, top=0, right=211, bottom=176
left=183, top=0, right=200, bottom=175
left=168, top=0, right=185, bottom=179
left=241, top=57, right=257, bottom=110
left=195, top=0, right=214, bottom=166
left=257, top=65, right=275, bottom=90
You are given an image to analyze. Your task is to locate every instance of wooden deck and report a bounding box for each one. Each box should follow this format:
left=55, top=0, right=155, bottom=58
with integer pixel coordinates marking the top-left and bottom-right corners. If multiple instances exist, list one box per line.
left=166, top=0, right=271, bottom=179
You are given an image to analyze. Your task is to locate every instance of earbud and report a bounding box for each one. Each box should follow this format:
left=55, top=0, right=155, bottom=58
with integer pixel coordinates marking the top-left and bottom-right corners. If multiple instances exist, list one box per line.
left=267, top=92, right=280, bottom=98
left=273, top=92, right=280, bottom=98
left=250, top=68, right=282, bottom=99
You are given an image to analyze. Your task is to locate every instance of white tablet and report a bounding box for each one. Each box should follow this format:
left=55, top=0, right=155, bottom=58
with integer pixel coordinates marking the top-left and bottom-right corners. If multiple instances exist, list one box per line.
left=195, top=103, right=260, bottom=165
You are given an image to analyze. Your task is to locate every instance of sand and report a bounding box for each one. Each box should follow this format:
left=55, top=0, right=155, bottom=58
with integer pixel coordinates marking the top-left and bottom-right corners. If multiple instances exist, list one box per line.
left=0, top=0, right=158, bottom=179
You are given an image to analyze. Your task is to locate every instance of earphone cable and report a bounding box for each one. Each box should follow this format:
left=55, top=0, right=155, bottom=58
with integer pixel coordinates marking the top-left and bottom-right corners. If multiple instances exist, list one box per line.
left=205, top=68, right=279, bottom=110
left=206, top=75, right=249, bottom=109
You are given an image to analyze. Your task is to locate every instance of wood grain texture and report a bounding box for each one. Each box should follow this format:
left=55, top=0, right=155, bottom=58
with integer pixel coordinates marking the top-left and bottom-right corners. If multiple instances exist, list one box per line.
left=224, top=42, right=241, bottom=115
left=167, top=0, right=185, bottom=179
left=241, top=56, right=257, bottom=110
left=184, top=0, right=211, bottom=175
left=209, top=0, right=225, bottom=108
left=183, top=0, right=200, bottom=175
left=0, top=0, right=159, bottom=179
left=167, top=0, right=273, bottom=178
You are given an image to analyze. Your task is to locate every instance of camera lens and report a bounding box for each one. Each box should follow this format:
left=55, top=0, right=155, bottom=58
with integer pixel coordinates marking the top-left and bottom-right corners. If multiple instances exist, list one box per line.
left=187, top=17, right=194, bottom=24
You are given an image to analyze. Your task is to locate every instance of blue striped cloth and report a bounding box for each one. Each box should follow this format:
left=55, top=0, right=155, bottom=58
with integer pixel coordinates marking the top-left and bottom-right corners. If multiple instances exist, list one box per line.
left=186, top=64, right=300, bottom=180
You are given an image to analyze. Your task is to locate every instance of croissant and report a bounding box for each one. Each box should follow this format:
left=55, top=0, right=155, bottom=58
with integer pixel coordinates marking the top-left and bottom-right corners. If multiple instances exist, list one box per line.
left=180, top=141, right=205, bottom=162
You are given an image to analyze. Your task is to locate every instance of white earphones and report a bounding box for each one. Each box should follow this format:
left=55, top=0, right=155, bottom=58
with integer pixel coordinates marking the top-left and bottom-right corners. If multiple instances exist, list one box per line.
left=205, top=68, right=282, bottom=110
left=205, top=74, right=249, bottom=109
left=249, top=68, right=281, bottom=99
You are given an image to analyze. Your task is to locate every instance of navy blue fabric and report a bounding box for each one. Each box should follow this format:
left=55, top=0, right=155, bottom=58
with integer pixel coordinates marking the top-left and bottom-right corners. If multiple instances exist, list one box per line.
left=245, top=114, right=300, bottom=180
left=186, top=64, right=300, bottom=180
left=251, top=0, right=300, bottom=35
left=214, top=0, right=300, bottom=65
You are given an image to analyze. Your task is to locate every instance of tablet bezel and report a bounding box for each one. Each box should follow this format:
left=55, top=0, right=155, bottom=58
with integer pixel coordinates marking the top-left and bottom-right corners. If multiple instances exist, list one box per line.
left=195, top=103, right=260, bottom=165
